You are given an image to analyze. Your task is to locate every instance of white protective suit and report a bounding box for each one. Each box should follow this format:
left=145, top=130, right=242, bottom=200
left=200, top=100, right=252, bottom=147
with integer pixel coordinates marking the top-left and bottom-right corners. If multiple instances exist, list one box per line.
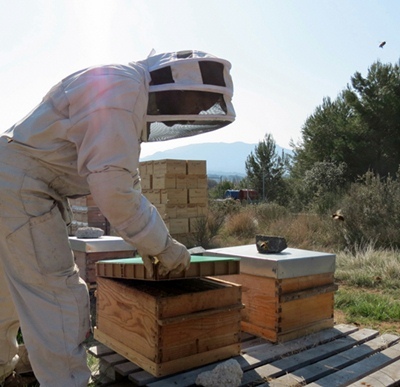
left=0, top=50, right=234, bottom=386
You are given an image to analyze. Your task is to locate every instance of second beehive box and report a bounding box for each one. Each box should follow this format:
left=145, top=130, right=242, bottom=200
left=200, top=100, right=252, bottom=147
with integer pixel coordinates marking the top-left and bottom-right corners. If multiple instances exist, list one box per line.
left=207, top=245, right=337, bottom=343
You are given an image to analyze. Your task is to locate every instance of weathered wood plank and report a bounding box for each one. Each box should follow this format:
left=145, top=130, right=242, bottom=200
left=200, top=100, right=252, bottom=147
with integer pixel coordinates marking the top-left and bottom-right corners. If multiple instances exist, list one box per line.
left=240, top=328, right=379, bottom=386
left=307, top=342, right=400, bottom=387
left=99, top=353, right=130, bottom=381
left=113, top=361, right=142, bottom=377
left=128, top=369, right=159, bottom=386
left=146, top=361, right=224, bottom=387
left=238, top=324, right=358, bottom=371
left=90, top=369, right=118, bottom=386
left=269, top=333, right=399, bottom=386
left=348, top=358, right=400, bottom=386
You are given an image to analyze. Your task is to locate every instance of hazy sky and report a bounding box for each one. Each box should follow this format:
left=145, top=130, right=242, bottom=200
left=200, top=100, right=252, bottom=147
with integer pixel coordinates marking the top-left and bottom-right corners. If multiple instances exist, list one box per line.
left=1, top=0, right=399, bottom=157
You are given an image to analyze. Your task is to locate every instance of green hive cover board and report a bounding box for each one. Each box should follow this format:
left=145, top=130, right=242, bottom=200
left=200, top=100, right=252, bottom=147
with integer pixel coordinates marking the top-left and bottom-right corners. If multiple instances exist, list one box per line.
left=96, top=256, right=240, bottom=281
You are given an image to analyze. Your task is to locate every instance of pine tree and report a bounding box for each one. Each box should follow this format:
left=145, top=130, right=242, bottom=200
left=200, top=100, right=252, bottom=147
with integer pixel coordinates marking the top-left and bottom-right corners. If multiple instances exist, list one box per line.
left=245, top=134, right=289, bottom=203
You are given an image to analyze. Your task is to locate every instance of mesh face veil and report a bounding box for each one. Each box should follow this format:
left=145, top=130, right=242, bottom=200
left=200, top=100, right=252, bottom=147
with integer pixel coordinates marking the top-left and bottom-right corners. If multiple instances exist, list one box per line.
left=141, top=50, right=235, bottom=142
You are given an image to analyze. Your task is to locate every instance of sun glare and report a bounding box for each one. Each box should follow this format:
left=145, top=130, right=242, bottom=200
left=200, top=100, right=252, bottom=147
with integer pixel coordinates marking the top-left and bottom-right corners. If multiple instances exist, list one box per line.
left=70, top=0, right=115, bottom=62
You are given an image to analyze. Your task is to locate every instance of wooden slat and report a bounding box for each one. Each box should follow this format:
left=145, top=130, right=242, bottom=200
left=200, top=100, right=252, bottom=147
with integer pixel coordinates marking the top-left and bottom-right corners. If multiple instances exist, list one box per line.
left=269, top=333, right=400, bottom=386
left=99, top=353, right=130, bottom=381
left=145, top=361, right=227, bottom=387
left=348, top=359, right=400, bottom=386
left=240, top=328, right=379, bottom=386
left=128, top=370, right=159, bottom=386
left=239, top=324, right=358, bottom=371
left=113, top=361, right=142, bottom=377
left=307, top=342, right=400, bottom=387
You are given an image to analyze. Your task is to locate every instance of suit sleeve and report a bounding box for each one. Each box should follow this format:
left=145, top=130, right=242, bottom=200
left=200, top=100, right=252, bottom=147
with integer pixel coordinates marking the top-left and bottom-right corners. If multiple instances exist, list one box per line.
left=65, top=72, right=171, bottom=254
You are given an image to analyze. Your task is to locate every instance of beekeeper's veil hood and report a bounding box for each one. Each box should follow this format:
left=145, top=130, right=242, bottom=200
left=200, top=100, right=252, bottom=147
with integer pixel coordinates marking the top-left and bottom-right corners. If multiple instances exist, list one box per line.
left=141, top=50, right=235, bottom=142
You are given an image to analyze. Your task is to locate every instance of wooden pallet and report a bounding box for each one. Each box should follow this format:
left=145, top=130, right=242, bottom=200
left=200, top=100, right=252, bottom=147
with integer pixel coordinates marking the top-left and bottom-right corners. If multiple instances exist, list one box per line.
left=87, top=324, right=400, bottom=386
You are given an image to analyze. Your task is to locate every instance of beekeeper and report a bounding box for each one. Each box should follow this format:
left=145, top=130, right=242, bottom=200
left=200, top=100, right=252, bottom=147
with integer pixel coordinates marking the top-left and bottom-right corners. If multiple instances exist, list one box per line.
left=0, top=50, right=235, bottom=387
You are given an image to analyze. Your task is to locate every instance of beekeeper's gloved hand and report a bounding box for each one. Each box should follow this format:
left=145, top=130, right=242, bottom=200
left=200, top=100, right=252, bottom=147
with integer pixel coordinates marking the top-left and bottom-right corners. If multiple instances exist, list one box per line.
left=140, top=236, right=191, bottom=277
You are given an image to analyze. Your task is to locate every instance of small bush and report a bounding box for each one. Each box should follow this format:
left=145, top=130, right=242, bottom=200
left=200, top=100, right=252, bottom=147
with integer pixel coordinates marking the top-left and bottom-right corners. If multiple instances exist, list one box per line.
left=224, top=210, right=258, bottom=239
left=190, top=215, right=219, bottom=249
left=190, top=200, right=234, bottom=248
left=338, top=171, right=400, bottom=249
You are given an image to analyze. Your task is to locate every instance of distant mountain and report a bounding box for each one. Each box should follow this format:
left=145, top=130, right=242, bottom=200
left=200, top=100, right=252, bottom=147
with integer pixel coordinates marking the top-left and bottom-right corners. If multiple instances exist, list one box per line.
left=140, top=142, right=292, bottom=177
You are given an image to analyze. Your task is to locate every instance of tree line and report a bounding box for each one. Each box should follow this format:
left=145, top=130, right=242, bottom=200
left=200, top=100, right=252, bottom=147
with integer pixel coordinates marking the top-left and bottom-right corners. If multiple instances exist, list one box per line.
left=230, top=59, right=400, bottom=207
left=209, top=59, right=400, bottom=248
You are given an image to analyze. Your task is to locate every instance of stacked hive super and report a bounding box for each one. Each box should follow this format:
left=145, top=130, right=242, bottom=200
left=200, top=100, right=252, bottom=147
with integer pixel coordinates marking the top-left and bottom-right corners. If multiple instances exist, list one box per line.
left=139, top=159, right=208, bottom=246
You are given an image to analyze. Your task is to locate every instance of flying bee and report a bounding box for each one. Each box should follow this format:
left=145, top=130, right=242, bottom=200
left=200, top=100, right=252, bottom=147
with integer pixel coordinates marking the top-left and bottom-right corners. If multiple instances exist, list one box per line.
left=332, top=210, right=344, bottom=221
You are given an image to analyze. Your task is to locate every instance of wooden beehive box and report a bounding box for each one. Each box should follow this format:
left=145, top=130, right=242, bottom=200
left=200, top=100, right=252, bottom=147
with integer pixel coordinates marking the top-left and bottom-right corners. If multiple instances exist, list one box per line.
left=94, top=276, right=242, bottom=377
left=69, top=236, right=136, bottom=284
left=153, top=159, right=187, bottom=176
left=207, top=244, right=337, bottom=343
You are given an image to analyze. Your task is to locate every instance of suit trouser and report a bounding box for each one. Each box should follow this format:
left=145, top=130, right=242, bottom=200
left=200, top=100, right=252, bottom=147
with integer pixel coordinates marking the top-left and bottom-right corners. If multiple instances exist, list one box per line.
left=0, top=141, right=91, bottom=386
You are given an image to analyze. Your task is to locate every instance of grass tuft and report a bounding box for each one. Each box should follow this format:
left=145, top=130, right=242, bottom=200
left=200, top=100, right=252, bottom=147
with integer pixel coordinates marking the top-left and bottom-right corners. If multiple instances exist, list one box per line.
left=335, top=287, right=400, bottom=323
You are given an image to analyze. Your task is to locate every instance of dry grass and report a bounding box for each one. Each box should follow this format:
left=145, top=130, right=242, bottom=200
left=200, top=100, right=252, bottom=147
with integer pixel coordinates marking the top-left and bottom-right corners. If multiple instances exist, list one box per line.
left=217, top=206, right=343, bottom=252
left=223, top=210, right=258, bottom=239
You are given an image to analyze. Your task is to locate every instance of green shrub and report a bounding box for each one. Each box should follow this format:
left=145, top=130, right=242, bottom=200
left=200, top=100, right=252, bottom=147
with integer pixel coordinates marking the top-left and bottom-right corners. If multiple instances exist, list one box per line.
left=337, top=170, right=400, bottom=249
left=190, top=199, right=237, bottom=248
